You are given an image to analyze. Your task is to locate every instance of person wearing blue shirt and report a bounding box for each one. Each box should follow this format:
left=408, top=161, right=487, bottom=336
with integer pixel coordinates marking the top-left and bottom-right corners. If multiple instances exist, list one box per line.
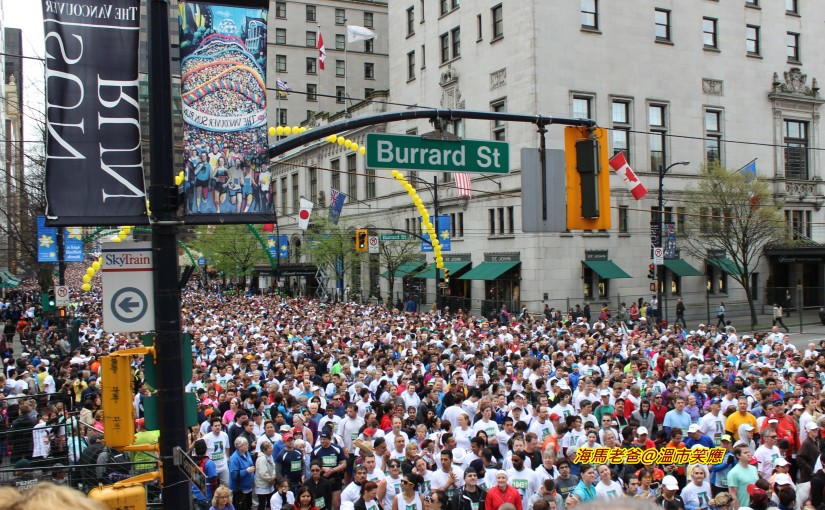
left=192, top=438, right=219, bottom=510
left=709, top=435, right=735, bottom=497
left=663, top=396, right=693, bottom=436
left=684, top=424, right=715, bottom=449
left=230, top=436, right=256, bottom=510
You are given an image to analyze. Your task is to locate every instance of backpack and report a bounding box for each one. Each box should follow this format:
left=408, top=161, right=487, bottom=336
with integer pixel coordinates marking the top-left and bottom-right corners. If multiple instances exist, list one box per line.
left=99, top=447, right=132, bottom=483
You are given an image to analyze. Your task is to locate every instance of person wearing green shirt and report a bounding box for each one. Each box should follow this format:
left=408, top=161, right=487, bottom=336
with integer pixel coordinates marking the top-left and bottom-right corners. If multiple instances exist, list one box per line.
left=727, top=446, right=758, bottom=509
left=131, top=418, right=161, bottom=473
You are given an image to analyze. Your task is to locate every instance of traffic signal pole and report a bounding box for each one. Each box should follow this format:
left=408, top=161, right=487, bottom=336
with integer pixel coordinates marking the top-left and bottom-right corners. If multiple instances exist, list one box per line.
left=148, top=0, right=188, bottom=507
left=432, top=176, right=441, bottom=315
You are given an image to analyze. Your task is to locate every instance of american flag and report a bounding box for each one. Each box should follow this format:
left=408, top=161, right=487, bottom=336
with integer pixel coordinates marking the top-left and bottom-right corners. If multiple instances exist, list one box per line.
left=455, top=173, right=472, bottom=198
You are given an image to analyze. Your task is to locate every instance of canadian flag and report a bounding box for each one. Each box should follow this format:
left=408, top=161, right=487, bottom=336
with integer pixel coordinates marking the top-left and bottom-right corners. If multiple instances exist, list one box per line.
left=297, top=198, right=314, bottom=230
left=317, top=32, right=326, bottom=70
left=609, top=152, right=648, bottom=200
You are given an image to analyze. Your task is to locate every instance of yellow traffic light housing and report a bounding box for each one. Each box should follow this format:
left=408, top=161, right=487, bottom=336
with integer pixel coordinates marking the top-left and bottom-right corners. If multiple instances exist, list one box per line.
left=100, top=355, right=136, bottom=448
left=443, top=268, right=450, bottom=283
left=565, top=126, right=611, bottom=230
left=355, top=229, right=368, bottom=252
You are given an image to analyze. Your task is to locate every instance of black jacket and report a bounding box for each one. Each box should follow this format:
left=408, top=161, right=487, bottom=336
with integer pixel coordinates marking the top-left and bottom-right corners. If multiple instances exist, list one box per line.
left=451, top=487, right=486, bottom=510
left=354, top=497, right=383, bottom=510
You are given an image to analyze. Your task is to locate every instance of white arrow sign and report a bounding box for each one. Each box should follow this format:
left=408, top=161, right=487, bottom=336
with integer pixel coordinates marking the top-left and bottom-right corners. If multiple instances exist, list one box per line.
left=102, top=241, right=155, bottom=333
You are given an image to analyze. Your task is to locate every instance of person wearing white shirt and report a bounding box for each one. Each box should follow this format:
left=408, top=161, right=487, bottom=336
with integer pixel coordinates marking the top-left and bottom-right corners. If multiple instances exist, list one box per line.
left=384, top=416, right=410, bottom=449
left=594, top=464, right=623, bottom=500
left=505, top=452, right=540, bottom=505
left=753, top=431, right=782, bottom=480
left=428, top=449, right=464, bottom=498
left=401, top=384, right=421, bottom=410
left=698, top=398, right=727, bottom=447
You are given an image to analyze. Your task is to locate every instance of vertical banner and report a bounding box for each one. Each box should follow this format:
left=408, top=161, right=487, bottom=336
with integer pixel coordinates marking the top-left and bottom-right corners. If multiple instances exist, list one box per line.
left=663, top=223, right=677, bottom=259
left=42, top=0, right=147, bottom=227
left=421, top=215, right=451, bottom=252
left=267, top=235, right=288, bottom=259
left=37, top=216, right=58, bottom=262
left=179, top=0, right=274, bottom=224
left=63, top=227, right=85, bottom=262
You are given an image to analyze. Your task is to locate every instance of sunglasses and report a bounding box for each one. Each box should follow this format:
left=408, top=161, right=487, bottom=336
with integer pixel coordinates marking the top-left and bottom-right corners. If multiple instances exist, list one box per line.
left=402, top=479, right=414, bottom=485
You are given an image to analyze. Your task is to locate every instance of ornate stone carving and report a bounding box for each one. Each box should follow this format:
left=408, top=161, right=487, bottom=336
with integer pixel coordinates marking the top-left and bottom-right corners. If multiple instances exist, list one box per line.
left=772, top=68, right=819, bottom=97
left=785, top=181, right=817, bottom=196
left=702, top=78, right=723, bottom=95
left=439, top=65, right=459, bottom=87
left=439, top=65, right=465, bottom=109
left=490, top=68, right=506, bottom=90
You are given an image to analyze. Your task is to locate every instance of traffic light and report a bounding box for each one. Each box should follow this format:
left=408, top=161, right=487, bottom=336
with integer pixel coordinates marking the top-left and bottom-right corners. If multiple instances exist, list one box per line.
left=564, top=126, right=611, bottom=230
left=100, top=355, right=136, bottom=448
left=42, top=288, right=56, bottom=312
left=355, top=228, right=368, bottom=252
left=58, top=307, right=66, bottom=318
left=443, top=268, right=450, bottom=284
left=648, top=263, right=656, bottom=280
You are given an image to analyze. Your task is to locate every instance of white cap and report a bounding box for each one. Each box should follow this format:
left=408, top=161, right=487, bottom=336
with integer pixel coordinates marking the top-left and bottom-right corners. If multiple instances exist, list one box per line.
left=807, top=421, right=820, bottom=431
left=741, top=424, right=755, bottom=431
left=791, top=404, right=804, bottom=411
left=774, top=458, right=790, bottom=467
left=688, top=424, right=701, bottom=433
left=662, top=475, right=679, bottom=490
left=600, top=389, right=610, bottom=396
left=637, top=426, right=649, bottom=436
left=774, top=473, right=795, bottom=487
left=452, top=447, right=467, bottom=465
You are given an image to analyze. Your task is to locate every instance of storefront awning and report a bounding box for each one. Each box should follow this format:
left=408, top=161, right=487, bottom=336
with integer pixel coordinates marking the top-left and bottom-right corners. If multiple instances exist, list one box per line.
left=663, top=259, right=703, bottom=277
left=458, top=261, right=520, bottom=281
left=582, top=260, right=632, bottom=279
left=0, top=271, right=20, bottom=289
left=707, top=257, right=744, bottom=276
left=413, top=261, right=471, bottom=279
left=381, top=262, right=426, bottom=278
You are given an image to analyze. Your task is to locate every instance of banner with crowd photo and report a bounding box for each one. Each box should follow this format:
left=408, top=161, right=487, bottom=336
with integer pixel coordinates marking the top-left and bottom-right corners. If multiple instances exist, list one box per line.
left=41, top=0, right=148, bottom=226
left=179, top=0, right=275, bottom=225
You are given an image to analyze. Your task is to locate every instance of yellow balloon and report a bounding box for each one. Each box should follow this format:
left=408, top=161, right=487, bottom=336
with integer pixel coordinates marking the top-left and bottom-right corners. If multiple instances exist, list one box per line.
left=82, top=274, right=91, bottom=283
left=327, top=135, right=337, bottom=143
left=277, top=126, right=285, bottom=136
left=345, top=140, right=353, bottom=149
left=337, top=136, right=345, bottom=145
left=175, top=176, right=183, bottom=186
left=351, top=143, right=359, bottom=152
left=82, top=283, right=91, bottom=292
left=92, top=261, right=101, bottom=271
left=268, top=127, right=276, bottom=137
left=292, top=126, right=300, bottom=134
left=359, top=147, right=366, bottom=155
left=391, top=170, right=400, bottom=178
left=299, top=127, right=307, bottom=134
left=283, top=126, right=292, bottom=135
left=123, top=226, right=132, bottom=233
left=112, top=237, right=121, bottom=243
left=86, top=267, right=95, bottom=276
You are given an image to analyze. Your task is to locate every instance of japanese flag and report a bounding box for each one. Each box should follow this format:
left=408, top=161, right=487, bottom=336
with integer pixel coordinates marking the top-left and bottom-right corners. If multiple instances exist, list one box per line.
left=609, top=152, right=648, bottom=200
left=298, top=198, right=314, bottom=230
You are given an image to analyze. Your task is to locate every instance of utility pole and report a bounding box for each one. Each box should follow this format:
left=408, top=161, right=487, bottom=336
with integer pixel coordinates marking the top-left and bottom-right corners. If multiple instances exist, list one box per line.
left=148, top=0, right=188, bottom=507
left=657, top=161, right=689, bottom=328
left=433, top=176, right=440, bottom=314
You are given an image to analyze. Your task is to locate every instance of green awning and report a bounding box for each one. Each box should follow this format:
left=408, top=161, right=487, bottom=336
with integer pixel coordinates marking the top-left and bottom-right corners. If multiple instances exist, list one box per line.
left=663, top=259, right=704, bottom=277
left=708, top=257, right=745, bottom=276
left=458, top=261, right=520, bottom=281
left=0, top=271, right=20, bottom=288
left=582, top=260, right=632, bottom=279
left=381, top=262, right=426, bottom=278
left=413, top=261, right=471, bottom=279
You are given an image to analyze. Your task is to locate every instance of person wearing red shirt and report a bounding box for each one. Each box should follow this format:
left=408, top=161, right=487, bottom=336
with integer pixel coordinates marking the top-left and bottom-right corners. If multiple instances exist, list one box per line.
left=485, top=471, right=522, bottom=510
left=650, top=394, right=668, bottom=425
left=773, top=404, right=800, bottom=459
left=635, top=427, right=657, bottom=450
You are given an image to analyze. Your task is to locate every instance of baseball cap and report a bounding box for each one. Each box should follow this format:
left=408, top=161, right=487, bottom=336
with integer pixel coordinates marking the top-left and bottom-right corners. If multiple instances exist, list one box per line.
left=774, top=473, right=794, bottom=487
left=637, top=426, right=649, bottom=436
left=767, top=414, right=779, bottom=424
left=774, top=458, right=790, bottom=468
left=14, top=459, right=30, bottom=470
left=791, top=404, right=804, bottom=411
left=720, top=434, right=733, bottom=443
left=282, top=433, right=294, bottom=441
left=741, top=424, right=755, bottom=431
left=600, top=389, right=610, bottom=396
left=469, top=459, right=485, bottom=473
left=747, top=484, right=767, bottom=498
left=320, top=430, right=332, bottom=439
left=807, top=421, right=820, bottom=431
left=549, top=413, right=561, bottom=421
left=363, top=427, right=376, bottom=436
left=280, top=425, right=291, bottom=432
left=688, top=424, right=701, bottom=433
left=662, top=475, right=679, bottom=490
left=710, top=397, right=722, bottom=405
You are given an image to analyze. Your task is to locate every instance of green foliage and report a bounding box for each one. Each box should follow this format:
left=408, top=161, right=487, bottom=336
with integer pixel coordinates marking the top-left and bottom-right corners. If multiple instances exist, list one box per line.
left=305, top=216, right=364, bottom=282
left=188, top=225, right=268, bottom=279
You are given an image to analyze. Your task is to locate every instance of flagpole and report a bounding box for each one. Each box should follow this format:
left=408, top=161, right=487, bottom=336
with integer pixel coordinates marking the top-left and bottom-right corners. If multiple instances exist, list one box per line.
left=344, top=18, right=349, bottom=117
left=317, top=24, right=322, bottom=114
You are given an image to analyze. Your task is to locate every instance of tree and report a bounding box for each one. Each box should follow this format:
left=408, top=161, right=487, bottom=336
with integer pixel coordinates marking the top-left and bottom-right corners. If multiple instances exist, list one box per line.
left=189, top=225, right=268, bottom=289
left=379, top=230, right=423, bottom=306
left=305, top=216, right=363, bottom=301
left=680, top=164, right=787, bottom=326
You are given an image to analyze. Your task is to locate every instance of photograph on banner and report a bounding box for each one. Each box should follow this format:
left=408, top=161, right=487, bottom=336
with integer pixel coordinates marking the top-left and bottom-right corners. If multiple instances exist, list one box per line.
left=663, top=222, right=677, bottom=259
left=421, top=215, right=451, bottom=252
left=37, top=216, right=57, bottom=263
left=41, top=0, right=148, bottom=227
left=179, top=0, right=274, bottom=223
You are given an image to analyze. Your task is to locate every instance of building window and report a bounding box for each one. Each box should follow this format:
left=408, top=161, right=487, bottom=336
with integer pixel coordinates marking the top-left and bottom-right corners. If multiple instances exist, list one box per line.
left=784, top=120, right=808, bottom=180
left=309, top=167, right=317, bottom=202
left=407, top=7, right=415, bottom=36
left=364, top=62, right=375, bottom=79
left=745, top=0, right=759, bottom=6
left=572, top=95, right=592, bottom=119
left=649, top=104, right=667, bottom=172
left=440, top=0, right=460, bottom=16
left=786, top=210, right=812, bottom=240
left=787, top=0, right=799, bottom=14
left=440, top=33, right=450, bottom=63
left=336, top=60, right=345, bottom=77
left=618, top=206, right=628, bottom=233
left=671, top=275, right=681, bottom=295
left=273, top=28, right=285, bottom=45
left=364, top=88, right=374, bottom=98
left=365, top=39, right=374, bottom=53
left=488, top=209, right=495, bottom=235
left=291, top=173, right=299, bottom=214
left=335, top=8, right=346, bottom=25
left=364, top=167, right=375, bottom=199
left=702, top=18, right=717, bottom=49
left=449, top=212, right=464, bottom=237
left=611, top=99, right=631, bottom=162
left=364, top=12, right=374, bottom=28
left=581, top=0, right=598, bottom=30
left=746, top=25, right=760, bottom=56
left=336, top=86, right=345, bottom=103
left=307, top=84, right=317, bottom=102
left=420, top=0, right=425, bottom=22
left=491, top=4, right=503, bottom=39
left=421, top=44, right=426, bottom=68
left=347, top=154, right=357, bottom=200
left=507, top=206, right=514, bottom=234
left=445, top=119, right=463, bottom=137
left=407, top=51, right=415, bottom=81
left=280, top=177, right=288, bottom=215
left=705, top=109, right=722, bottom=165
left=335, top=34, right=345, bottom=50
left=275, top=55, right=287, bottom=72
left=275, top=1, right=286, bottom=18
left=491, top=98, right=506, bottom=140
left=451, top=27, right=461, bottom=58
left=306, top=58, right=317, bottom=74
left=306, top=5, right=316, bottom=22
left=275, top=108, right=287, bottom=126
left=331, top=159, right=340, bottom=190
left=655, top=9, right=671, bottom=42
left=787, top=32, right=800, bottom=62
left=477, top=14, right=483, bottom=41
left=306, top=31, right=316, bottom=47
left=498, top=207, right=505, bottom=234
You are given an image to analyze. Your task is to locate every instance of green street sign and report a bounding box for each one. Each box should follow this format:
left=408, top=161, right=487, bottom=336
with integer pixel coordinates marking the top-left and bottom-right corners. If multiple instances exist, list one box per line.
left=366, top=133, right=509, bottom=174
left=379, top=233, right=410, bottom=241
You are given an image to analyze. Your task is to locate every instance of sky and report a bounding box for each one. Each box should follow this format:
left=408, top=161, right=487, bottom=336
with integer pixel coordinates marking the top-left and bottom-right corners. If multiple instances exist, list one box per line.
left=5, top=0, right=46, bottom=141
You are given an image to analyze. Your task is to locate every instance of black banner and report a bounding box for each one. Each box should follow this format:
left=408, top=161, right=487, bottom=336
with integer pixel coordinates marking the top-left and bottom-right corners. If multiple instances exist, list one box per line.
left=42, top=0, right=147, bottom=226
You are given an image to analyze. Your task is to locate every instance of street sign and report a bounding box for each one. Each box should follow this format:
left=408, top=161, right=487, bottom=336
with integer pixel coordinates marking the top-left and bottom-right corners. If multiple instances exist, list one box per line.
left=55, top=285, right=69, bottom=307
left=173, top=446, right=206, bottom=496
left=379, top=233, right=409, bottom=241
left=368, top=235, right=379, bottom=254
left=198, top=257, right=205, bottom=266
left=366, top=133, right=510, bottom=174
left=102, top=241, right=155, bottom=333
left=653, top=247, right=664, bottom=265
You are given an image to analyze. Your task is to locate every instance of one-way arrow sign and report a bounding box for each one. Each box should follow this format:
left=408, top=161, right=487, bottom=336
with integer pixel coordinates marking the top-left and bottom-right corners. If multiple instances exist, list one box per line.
left=102, top=242, right=155, bottom=332
left=119, top=296, right=140, bottom=313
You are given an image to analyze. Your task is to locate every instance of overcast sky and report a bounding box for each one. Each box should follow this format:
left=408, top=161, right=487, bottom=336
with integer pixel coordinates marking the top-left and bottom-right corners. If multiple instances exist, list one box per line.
left=6, top=1, right=46, bottom=150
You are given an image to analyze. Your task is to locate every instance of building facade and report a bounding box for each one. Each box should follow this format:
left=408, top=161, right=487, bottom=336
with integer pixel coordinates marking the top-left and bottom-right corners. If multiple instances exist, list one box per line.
left=276, top=1, right=825, bottom=319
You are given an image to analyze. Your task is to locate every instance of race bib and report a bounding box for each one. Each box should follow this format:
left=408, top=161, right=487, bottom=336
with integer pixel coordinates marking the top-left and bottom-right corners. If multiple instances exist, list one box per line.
left=352, top=433, right=359, bottom=441
left=291, top=460, right=302, bottom=472
left=323, top=456, right=337, bottom=467
left=512, top=479, right=528, bottom=490
left=316, top=498, right=326, bottom=509
left=472, top=503, right=479, bottom=510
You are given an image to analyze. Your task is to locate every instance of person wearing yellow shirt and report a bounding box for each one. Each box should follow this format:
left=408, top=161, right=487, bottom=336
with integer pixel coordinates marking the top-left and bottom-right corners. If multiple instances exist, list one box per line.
left=724, top=397, right=758, bottom=441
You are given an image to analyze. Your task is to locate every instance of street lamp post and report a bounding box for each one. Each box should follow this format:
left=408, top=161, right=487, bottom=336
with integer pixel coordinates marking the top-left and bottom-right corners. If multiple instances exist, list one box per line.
left=657, top=160, right=690, bottom=327
left=404, top=174, right=441, bottom=313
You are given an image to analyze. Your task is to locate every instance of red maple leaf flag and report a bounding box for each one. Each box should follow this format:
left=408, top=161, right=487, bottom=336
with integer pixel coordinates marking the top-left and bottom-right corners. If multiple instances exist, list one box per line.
left=609, top=152, right=648, bottom=200
left=317, top=32, right=326, bottom=70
